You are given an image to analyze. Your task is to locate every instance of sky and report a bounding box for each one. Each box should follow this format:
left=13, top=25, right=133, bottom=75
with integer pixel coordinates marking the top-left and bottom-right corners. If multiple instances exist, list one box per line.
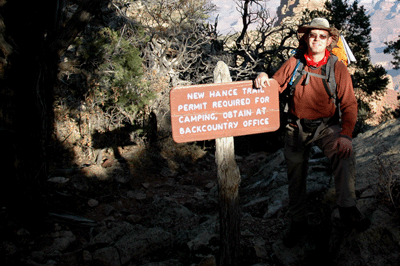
left=209, top=0, right=400, bottom=81
left=209, top=0, right=280, bottom=35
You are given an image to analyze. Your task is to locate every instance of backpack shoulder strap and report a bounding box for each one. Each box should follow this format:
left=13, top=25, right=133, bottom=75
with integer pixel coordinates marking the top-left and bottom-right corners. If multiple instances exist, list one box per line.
left=282, top=51, right=305, bottom=113
left=321, top=55, right=338, bottom=105
left=289, top=58, right=304, bottom=86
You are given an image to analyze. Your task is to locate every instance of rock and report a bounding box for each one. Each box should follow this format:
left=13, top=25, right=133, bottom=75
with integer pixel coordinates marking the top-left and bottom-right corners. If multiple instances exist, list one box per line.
left=44, top=231, right=76, bottom=253
left=72, top=178, right=89, bottom=191
left=193, top=191, right=205, bottom=200
left=114, top=225, right=174, bottom=265
left=272, top=237, right=316, bottom=266
left=126, top=214, right=142, bottom=224
left=160, top=167, right=177, bottom=178
left=187, top=231, right=214, bottom=251
left=82, top=250, right=92, bottom=264
left=93, top=246, right=121, bottom=266
left=88, top=199, right=99, bottom=207
left=127, top=190, right=147, bottom=200
left=149, top=196, right=196, bottom=227
left=17, top=228, right=30, bottom=236
left=241, top=229, right=254, bottom=237
left=205, top=181, right=216, bottom=190
left=80, top=165, right=108, bottom=180
left=264, top=199, right=283, bottom=218
left=3, top=242, right=18, bottom=256
left=115, top=174, right=132, bottom=184
left=141, top=259, right=182, bottom=266
left=103, top=204, right=115, bottom=216
left=90, top=222, right=135, bottom=245
left=45, top=260, right=57, bottom=266
left=101, top=158, right=115, bottom=168
left=242, top=196, right=269, bottom=218
left=333, top=227, right=400, bottom=266
left=198, top=254, right=217, bottom=266
left=47, top=177, right=70, bottom=184
left=30, top=250, right=45, bottom=263
left=256, top=150, right=285, bottom=178
left=254, top=241, right=269, bottom=260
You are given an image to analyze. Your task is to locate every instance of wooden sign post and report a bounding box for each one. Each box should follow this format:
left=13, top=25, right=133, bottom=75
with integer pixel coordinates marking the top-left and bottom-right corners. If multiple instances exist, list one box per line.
left=170, top=62, right=279, bottom=265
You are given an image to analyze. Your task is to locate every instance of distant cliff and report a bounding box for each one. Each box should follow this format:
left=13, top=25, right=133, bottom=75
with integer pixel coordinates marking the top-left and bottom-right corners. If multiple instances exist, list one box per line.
left=275, top=0, right=326, bottom=26
left=363, top=0, right=400, bottom=89
left=275, top=0, right=400, bottom=89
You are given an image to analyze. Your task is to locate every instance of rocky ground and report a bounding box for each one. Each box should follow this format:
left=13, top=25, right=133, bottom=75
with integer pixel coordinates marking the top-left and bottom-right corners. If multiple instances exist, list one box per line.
left=2, top=119, right=400, bottom=266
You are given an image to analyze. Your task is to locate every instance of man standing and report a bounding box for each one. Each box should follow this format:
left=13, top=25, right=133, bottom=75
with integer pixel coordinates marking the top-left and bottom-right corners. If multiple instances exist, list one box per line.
left=254, top=18, right=370, bottom=247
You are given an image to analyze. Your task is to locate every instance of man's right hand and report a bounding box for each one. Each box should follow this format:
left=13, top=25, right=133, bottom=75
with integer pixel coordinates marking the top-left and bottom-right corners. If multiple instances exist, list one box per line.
left=254, top=72, right=271, bottom=89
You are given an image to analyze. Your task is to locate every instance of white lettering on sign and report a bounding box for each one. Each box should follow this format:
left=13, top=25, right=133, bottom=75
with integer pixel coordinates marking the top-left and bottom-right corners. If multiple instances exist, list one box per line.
left=209, top=89, right=238, bottom=97
left=242, top=87, right=265, bottom=94
left=212, top=98, right=251, bottom=108
left=243, top=118, right=269, bottom=127
left=187, top=92, right=205, bottom=100
left=178, top=113, right=217, bottom=123
left=178, top=102, right=207, bottom=112
left=255, top=96, right=270, bottom=104
left=179, top=121, right=239, bottom=134
left=256, top=107, right=267, bottom=115
left=223, top=109, right=252, bottom=119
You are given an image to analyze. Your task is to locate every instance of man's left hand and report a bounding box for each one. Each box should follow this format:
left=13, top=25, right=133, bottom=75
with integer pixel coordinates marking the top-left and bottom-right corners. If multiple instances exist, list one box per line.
left=333, top=137, right=353, bottom=158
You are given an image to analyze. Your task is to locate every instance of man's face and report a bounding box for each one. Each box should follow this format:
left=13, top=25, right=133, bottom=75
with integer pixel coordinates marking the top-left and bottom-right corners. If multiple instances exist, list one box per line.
left=306, top=29, right=332, bottom=55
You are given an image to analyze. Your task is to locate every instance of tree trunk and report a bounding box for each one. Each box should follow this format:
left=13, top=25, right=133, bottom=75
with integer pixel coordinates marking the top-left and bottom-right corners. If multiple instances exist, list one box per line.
left=214, top=61, right=241, bottom=266
left=0, top=0, right=109, bottom=227
left=0, top=1, right=59, bottom=224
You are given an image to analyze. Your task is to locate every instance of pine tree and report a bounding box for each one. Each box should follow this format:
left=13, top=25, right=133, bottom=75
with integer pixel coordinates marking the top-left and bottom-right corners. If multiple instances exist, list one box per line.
left=383, top=0, right=400, bottom=70
left=314, top=0, right=388, bottom=95
left=384, top=38, right=400, bottom=70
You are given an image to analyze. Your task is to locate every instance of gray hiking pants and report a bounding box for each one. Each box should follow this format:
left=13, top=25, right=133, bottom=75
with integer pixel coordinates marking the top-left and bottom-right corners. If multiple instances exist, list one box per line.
left=284, top=122, right=356, bottom=222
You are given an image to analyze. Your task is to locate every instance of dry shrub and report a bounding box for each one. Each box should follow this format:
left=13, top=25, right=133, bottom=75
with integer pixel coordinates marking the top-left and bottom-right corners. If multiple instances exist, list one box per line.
left=123, top=136, right=208, bottom=180
left=375, top=155, right=400, bottom=218
left=159, top=137, right=207, bottom=164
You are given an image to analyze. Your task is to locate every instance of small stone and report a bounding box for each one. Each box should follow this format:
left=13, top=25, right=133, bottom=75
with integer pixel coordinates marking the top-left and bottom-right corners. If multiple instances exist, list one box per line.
left=198, top=255, right=217, bottom=266
left=82, top=250, right=92, bottom=263
left=17, top=228, right=30, bottom=236
left=46, top=231, right=76, bottom=253
left=205, top=182, right=216, bottom=189
left=44, top=260, right=57, bottom=266
left=126, top=214, right=142, bottom=224
left=127, top=190, right=147, bottom=200
left=101, top=158, right=115, bottom=168
left=241, top=229, right=254, bottom=237
left=3, top=242, right=17, bottom=256
left=31, top=250, right=45, bottom=263
left=160, top=167, right=177, bottom=178
left=88, top=199, right=99, bottom=207
left=103, top=204, right=115, bottom=216
left=47, top=177, right=70, bottom=184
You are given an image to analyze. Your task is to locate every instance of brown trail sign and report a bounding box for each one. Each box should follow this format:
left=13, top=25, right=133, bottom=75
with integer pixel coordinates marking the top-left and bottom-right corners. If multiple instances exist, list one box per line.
left=170, top=79, right=280, bottom=143
left=170, top=61, right=280, bottom=266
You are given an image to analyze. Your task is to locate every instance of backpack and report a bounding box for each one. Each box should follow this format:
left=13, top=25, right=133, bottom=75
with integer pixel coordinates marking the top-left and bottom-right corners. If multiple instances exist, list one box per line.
left=280, top=33, right=356, bottom=120
left=278, top=51, right=343, bottom=143
left=280, top=51, right=341, bottom=124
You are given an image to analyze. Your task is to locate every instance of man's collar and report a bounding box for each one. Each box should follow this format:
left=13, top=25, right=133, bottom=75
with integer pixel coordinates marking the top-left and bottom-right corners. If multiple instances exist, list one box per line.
left=304, top=49, right=330, bottom=68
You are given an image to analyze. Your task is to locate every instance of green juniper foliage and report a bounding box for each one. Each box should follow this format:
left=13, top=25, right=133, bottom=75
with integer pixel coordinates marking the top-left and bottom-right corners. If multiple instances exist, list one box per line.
left=310, top=0, right=388, bottom=95
left=96, top=28, right=154, bottom=114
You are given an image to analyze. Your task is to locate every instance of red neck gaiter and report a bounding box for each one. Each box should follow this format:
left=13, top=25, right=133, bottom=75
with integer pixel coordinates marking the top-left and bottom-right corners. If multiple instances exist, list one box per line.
left=304, top=49, right=330, bottom=68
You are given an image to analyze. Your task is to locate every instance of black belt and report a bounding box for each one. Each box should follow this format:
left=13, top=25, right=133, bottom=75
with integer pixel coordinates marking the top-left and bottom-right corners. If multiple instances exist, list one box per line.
left=288, top=115, right=333, bottom=144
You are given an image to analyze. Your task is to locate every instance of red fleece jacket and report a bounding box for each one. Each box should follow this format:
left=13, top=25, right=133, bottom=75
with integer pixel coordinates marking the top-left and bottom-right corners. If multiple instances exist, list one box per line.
left=273, top=56, right=358, bottom=139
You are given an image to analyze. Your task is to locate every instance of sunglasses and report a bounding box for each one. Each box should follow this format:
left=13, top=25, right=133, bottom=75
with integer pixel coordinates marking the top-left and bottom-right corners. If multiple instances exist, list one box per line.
left=308, top=32, right=329, bottom=40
